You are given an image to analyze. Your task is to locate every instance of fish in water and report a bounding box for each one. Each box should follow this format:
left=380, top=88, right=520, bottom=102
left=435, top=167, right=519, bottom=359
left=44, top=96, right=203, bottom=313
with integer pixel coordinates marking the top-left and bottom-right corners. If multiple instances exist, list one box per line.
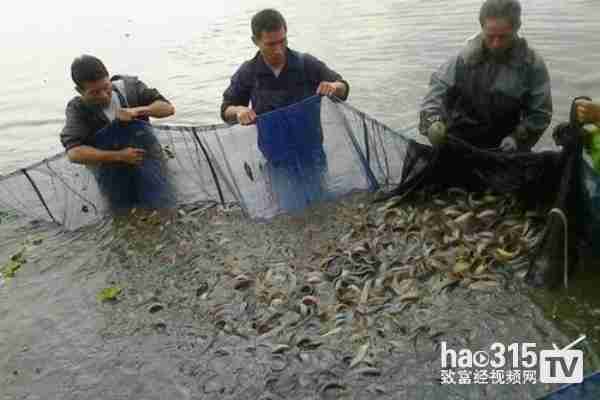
left=244, top=162, right=254, bottom=181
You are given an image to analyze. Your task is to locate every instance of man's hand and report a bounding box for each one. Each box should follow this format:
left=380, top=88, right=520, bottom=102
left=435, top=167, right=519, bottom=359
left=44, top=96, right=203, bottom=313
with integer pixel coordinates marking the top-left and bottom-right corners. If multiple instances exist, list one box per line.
left=427, top=121, right=447, bottom=147
left=500, top=136, right=518, bottom=152
left=116, top=107, right=150, bottom=122
left=317, top=81, right=348, bottom=98
left=552, top=122, right=573, bottom=147
left=118, top=147, right=146, bottom=165
left=316, top=81, right=338, bottom=97
left=236, top=106, right=257, bottom=125
left=575, top=99, right=600, bottom=124
left=502, top=125, right=527, bottom=152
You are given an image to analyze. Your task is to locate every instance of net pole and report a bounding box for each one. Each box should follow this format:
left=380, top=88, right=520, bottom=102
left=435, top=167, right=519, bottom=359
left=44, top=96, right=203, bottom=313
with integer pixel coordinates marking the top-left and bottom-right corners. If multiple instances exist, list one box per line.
left=21, top=169, right=58, bottom=224
left=191, top=127, right=226, bottom=206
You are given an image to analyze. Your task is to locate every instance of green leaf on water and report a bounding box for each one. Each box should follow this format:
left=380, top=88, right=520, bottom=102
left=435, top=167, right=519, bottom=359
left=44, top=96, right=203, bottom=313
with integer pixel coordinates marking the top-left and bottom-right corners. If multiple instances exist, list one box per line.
left=10, top=249, right=25, bottom=263
left=97, top=287, right=122, bottom=303
left=2, top=260, right=22, bottom=278
left=1, top=249, right=26, bottom=278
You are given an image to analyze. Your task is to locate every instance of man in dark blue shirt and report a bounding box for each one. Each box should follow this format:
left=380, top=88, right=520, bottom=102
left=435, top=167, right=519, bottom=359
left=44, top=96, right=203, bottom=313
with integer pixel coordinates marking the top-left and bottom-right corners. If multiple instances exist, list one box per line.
left=221, top=8, right=349, bottom=125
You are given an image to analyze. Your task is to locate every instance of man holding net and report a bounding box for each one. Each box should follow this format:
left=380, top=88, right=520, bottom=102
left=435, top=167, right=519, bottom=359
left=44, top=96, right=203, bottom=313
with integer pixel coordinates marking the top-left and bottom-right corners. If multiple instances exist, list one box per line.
left=220, top=9, right=350, bottom=211
left=220, top=8, right=349, bottom=125
left=60, top=55, right=176, bottom=211
left=419, top=0, right=552, bottom=152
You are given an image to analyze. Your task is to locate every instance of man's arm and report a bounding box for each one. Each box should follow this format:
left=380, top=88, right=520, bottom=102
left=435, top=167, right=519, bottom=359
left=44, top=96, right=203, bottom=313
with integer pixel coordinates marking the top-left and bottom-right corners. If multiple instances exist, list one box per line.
left=60, top=100, right=93, bottom=154
left=60, top=98, right=149, bottom=166
left=140, top=100, right=175, bottom=119
left=67, top=145, right=145, bottom=165
left=306, top=54, right=350, bottom=100
left=117, top=100, right=175, bottom=121
left=515, top=55, right=552, bottom=149
left=419, top=56, right=459, bottom=137
left=221, top=64, right=253, bottom=124
left=128, top=79, right=175, bottom=120
left=316, top=81, right=348, bottom=99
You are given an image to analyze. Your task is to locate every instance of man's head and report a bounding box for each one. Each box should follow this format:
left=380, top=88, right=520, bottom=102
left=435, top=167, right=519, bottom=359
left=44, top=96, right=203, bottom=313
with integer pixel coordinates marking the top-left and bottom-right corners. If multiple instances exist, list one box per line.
left=479, top=0, right=522, bottom=60
left=251, top=9, right=288, bottom=68
left=71, top=55, right=112, bottom=107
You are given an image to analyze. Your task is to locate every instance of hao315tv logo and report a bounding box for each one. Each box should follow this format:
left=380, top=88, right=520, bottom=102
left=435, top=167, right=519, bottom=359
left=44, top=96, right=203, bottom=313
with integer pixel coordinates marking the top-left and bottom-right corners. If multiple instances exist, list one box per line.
left=539, top=336, right=585, bottom=384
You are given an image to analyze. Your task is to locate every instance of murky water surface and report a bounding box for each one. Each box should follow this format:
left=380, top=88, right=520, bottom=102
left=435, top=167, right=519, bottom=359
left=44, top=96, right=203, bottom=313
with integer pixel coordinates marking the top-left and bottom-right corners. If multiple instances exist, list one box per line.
left=2, top=1, right=600, bottom=398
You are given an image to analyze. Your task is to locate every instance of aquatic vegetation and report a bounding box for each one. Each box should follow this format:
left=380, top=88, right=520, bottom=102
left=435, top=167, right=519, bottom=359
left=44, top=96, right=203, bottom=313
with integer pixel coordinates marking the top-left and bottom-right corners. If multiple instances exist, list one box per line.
left=97, top=286, right=122, bottom=303
left=1, top=249, right=26, bottom=279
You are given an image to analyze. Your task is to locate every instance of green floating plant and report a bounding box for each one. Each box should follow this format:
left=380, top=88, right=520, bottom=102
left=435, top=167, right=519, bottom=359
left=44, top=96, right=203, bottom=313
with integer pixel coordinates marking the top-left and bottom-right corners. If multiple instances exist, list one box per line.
left=97, top=287, right=122, bottom=303
left=1, top=249, right=26, bottom=278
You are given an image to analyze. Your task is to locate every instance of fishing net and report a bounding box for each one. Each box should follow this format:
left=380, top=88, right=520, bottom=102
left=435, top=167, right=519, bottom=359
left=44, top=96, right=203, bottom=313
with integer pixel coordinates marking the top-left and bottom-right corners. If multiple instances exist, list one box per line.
left=1, top=94, right=596, bottom=291
left=0, top=96, right=410, bottom=230
left=379, top=96, right=600, bottom=291
left=3, top=95, right=600, bottom=399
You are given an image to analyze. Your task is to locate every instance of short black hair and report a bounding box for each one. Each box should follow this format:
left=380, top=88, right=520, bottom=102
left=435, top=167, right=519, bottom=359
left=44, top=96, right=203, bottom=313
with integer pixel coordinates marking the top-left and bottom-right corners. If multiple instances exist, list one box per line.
left=70, top=55, right=109, bottom=89
left=251, top=9, right=287, bottom=39
left=479, top=0, right=522, bottom=30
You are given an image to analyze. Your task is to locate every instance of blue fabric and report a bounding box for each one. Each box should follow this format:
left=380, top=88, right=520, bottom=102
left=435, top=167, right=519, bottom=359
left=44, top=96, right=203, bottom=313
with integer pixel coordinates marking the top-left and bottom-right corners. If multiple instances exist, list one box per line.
left=257, top=96, right=329, bottom=212
left=539, top=372, right=600, bottom=399
left=265, top=149, right=329, bottom=212
left=257, top=95, right=324, bottom=166
left=93, top=120, right=175, bottom=210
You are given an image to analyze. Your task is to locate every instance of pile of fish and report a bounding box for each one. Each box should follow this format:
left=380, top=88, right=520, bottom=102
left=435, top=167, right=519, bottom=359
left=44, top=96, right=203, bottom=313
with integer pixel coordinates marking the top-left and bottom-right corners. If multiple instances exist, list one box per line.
left=234, top=189, right=547, bottom=325
left=330, top=188, right=545, bottom=297
left=205, top=189, right=550, bottom=370
left=381, top=189, right=544, bottom=276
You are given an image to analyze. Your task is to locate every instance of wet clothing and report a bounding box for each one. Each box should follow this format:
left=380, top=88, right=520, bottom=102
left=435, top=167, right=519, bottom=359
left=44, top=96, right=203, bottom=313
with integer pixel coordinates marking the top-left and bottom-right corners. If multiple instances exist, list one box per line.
left=60, top=75, right=169, bottom=150
left=419, top=35, right=552, bottom=150
left=92, top=121, right=175, bottom=211
left=220, top=48, right=349, bottom=121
